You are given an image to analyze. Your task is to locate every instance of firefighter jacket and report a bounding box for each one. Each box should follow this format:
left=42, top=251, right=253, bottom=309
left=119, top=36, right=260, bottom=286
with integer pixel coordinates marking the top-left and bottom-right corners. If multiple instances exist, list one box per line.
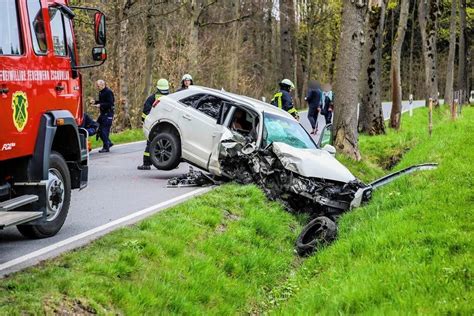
left=142, top=92, right=164, bottom=122
left=271, top=89, right=298, bottom=117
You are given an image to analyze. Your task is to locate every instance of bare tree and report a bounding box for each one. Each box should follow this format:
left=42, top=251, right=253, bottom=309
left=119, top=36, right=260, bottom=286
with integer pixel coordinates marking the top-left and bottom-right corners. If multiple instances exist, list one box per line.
left=333, top=0, right=368, bottom=161
left=408, top=0, right=417, bottom=97
left=457, top=0, right=467, bottom=97
left=390, top=0, right=410, bottom=130
left=444, top=0, right=458, bottom=106
left=418, top=0, right=440, bottom=106
left=358, top=0, right=388, bottom=135
left=279, top=0, right=296, bottom=81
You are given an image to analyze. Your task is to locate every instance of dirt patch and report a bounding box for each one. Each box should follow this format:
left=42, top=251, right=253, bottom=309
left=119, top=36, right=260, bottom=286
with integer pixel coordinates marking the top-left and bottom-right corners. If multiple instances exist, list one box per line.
left=43, top=296, right=97, bottom=315
left=379, top=147, right=410, bottom=170
left=216, top=210, right=241, bottom=233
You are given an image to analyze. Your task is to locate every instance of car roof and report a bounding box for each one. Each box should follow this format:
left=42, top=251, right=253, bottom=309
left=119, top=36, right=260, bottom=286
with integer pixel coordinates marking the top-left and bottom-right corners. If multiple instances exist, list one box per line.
left=168, top=85, right=294, bottom=119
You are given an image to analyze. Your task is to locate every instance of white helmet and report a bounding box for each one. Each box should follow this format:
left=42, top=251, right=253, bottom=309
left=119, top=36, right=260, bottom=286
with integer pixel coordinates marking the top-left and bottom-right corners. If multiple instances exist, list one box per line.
left=281, top=79, right=295, bottom=89
left=182, top=74, right=193, bottom=81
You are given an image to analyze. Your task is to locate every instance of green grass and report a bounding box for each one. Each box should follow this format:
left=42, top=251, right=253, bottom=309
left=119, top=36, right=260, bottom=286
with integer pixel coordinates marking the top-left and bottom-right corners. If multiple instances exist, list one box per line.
left=1, top=106, right=473, bottom=315
left=90, top=128, right=144, bottom=149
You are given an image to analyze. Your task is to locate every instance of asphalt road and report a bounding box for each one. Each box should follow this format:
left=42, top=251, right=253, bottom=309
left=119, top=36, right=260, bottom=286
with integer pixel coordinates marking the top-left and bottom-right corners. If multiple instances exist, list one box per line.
left=0, top=99, right=426, bottom=276
left=0, top=141, right=210, bottom=276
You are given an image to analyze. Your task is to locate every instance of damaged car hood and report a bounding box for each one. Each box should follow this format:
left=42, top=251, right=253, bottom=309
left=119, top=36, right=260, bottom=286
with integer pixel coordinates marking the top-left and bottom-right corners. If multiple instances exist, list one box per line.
left=271, top=142, right=356, bottom=183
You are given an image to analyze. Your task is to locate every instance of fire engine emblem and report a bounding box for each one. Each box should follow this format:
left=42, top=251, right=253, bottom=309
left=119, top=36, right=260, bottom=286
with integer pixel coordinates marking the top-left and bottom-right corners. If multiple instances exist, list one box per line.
left=12, top=91, right=28, bottom=132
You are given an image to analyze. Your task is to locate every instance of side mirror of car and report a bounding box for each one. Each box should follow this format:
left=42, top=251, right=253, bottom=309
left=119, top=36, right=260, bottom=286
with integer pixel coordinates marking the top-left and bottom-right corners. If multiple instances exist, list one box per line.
left=92, top=47, right=107, bottom=61
left=322, top=144, right=336, bottom=156
left=318, top=123, right=333, bottom=148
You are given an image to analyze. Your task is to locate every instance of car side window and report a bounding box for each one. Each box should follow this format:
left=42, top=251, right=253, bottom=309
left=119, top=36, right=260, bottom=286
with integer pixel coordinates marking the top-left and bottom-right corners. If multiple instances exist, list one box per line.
left=27, top=0, right=47, bottom=54
left=0, top=1, right=22, bottom=55
left=195, top=96, right=224, bottom=120
left=48, top=7, right=67, bottom=56
left=180, top=94, right=205, bottom=107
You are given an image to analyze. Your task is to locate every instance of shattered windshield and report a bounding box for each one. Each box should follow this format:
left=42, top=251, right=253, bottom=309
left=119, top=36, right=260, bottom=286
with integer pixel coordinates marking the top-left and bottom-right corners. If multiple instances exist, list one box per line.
left=263, top=113, right=316, bottom=149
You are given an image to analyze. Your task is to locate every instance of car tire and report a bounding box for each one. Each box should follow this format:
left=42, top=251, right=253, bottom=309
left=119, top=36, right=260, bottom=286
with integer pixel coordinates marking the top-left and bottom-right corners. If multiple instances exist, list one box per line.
left=149, top=132, right=181, bottom=170
left=296, top=216, right=337, bottom=256
left=17, top=151, right=71, bottom=239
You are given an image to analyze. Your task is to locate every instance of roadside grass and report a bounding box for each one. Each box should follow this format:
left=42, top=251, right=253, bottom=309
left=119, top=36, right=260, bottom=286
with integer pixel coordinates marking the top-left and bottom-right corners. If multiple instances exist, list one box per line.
left=1, top=106, right=472, bottom=314
left=0, top=185, right=301, bottom=315
left=90, top=128, right=144, bottom=149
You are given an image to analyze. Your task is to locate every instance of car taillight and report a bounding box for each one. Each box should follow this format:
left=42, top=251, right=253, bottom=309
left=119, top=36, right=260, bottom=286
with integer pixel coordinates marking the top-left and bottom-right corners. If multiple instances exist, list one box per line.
left=152, top=100, right=160, bottom=108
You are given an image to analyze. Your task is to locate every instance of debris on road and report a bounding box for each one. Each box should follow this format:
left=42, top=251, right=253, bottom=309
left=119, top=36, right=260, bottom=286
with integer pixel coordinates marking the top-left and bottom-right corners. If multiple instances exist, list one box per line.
left=167, top=167, right=220, bottom=187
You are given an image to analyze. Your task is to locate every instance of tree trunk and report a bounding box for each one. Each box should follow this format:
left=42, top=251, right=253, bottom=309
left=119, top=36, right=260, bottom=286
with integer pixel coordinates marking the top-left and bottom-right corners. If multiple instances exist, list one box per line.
left=279, top=0, right=296, bottom=80
left=189, top=0, right=201, bottom=74
left=118, top=0, right=133, bottom=130
left=358, top=0, right=387, bottom=135
left=142, top=3, right=156, bottom=100
left=390, top=0, right=410, bottom=130
left=418, top=0, right=440, bottom=106
left=444, top=0, right=458, bottom=106
left=457, top=0, right=467, bottom=97
left=229, top=0, right=241, bottom=91
left=333, top=0, right=368, bottom=161
left=408, top=0, right=417, bottom=97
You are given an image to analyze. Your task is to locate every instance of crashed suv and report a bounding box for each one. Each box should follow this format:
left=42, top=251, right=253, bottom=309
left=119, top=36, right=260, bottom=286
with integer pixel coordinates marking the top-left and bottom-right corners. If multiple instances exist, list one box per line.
left=144, top=86, right=370, bottom=211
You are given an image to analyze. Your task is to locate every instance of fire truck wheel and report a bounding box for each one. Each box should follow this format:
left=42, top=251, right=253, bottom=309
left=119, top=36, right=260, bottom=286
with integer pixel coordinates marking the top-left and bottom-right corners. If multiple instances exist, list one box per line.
left=17, top=151, right=71, bottom=239
left=149, top=132, right=181, bottom=170
left=295, top=216, right=337, bottom=256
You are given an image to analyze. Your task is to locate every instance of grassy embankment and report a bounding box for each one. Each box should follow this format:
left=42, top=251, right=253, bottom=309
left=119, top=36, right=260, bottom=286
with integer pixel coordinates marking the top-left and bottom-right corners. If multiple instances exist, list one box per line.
left=89, top=128, right=144, bottom=149
left=0, top=107, right=472, bottom=314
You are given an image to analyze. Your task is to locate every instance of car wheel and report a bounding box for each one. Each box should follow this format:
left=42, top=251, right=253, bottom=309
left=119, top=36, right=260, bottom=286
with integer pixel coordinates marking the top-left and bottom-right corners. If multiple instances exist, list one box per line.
left=149, top=132, right=181, bottom=170
left=17, top=151, right=71, bottom=239
left=296, top=216, right=337, bottom=256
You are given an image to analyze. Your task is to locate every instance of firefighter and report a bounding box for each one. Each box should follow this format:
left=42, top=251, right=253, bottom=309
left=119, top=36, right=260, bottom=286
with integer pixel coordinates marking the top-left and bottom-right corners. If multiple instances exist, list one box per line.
left=90, top=80, right=115, bottom=153
left=177, top=74, right=193, bottom=92
left=271, top=79, right=299, bottom=120
left=137, top=78, right=170, bottom=170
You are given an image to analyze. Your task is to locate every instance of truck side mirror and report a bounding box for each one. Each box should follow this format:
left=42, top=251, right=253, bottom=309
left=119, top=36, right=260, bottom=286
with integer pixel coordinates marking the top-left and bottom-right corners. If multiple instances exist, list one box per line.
left=94, top=12, right=106, bottom=46
left=92, top=47, right=107, bottom=61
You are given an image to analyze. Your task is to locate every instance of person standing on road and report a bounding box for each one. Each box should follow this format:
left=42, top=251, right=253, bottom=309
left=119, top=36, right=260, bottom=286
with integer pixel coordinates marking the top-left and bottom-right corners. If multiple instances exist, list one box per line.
left=137, top=78, right=170, bottom=170
left=305, top=80, right=322, bottom=135
left=90, top=80, right=115, bottom=153
left=321, top=85, right=334, bottom=125
left=271, top=79, right=299, bottom=120
left=176, top=74, right=193, bottom=92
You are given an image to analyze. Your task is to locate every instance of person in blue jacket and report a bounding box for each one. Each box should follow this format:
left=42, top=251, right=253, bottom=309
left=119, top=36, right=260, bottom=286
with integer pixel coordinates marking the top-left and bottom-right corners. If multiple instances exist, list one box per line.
left=305, top=80, right=323, bottom=135
left=90, top=80, right=115, bottom=153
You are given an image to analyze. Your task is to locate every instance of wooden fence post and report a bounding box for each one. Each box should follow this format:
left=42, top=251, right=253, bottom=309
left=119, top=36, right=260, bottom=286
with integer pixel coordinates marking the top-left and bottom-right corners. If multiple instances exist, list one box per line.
left=428, top=98, right=433, bottom=137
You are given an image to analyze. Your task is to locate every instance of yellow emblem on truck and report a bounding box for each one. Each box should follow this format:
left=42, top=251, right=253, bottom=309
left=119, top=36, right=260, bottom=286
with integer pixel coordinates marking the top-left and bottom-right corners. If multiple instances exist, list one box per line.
left=12, top=91, right=28, bottom=132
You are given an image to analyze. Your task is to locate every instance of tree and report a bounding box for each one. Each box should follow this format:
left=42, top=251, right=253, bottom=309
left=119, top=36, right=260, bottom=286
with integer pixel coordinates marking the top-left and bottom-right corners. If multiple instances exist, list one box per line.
left=418, top=0, right=440, bottom=106
left=390, top=0, right=410, bottom=130
left=457, top=0, right=467, bottom=98
left=358, top=0, right=388, bottom=135
left=333, top=0, right=368, bottom=161
left=444, top=0, right=458, bottom=106
left=408, top=0, right=417, bottom=97
left=279, top=0, right=296, bottom=81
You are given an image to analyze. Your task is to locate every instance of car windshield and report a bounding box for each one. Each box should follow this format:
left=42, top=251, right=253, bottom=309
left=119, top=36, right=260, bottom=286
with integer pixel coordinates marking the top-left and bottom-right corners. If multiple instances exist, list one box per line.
left=263, top=113, right=316, bottom=149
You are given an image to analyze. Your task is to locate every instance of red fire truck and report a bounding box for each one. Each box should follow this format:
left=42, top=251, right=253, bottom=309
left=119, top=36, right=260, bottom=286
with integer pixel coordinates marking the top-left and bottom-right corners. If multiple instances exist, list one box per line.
left=0, top=0, right=106, bottom=238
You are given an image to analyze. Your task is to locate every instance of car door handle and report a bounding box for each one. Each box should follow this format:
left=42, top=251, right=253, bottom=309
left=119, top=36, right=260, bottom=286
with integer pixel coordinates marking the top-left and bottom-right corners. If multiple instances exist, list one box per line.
left=182, top=114, right=192, bottom=121
left=55, top=84, right=65, bottom=92
left=0, top=87, right=9, bottom=94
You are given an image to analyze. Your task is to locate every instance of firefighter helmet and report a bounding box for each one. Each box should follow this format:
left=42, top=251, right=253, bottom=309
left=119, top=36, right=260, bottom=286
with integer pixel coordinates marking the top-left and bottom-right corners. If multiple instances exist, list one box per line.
left=156, top=78, right=169, bottom=92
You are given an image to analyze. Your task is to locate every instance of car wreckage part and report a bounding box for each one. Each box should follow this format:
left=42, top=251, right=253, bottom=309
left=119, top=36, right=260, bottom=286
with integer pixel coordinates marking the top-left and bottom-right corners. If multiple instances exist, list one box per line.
left=368, top=163, right=438, bottom=189
left=295, top=216, right=338, bottom=256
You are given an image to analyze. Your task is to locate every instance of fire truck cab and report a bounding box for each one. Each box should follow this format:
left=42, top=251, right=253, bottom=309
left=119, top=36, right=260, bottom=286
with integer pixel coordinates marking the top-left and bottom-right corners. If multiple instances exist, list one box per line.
left=0, top=0, right=106, bottom=238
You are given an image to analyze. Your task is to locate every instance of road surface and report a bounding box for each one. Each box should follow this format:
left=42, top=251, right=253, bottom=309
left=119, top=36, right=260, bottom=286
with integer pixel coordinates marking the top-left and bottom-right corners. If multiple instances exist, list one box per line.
left=0, top=142, right=211, bottom=276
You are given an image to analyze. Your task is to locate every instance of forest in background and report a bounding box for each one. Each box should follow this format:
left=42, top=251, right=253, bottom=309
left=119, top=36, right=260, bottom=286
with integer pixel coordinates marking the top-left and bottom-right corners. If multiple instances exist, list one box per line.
left=71, top=0, right=473, bottom=132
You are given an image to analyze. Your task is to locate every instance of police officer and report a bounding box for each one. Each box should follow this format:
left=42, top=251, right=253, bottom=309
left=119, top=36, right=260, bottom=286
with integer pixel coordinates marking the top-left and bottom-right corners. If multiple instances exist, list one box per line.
left=90, top=80, right=115, bottom=153
left=137, top=78, right=170, bottom=170
left=177, top=74, right=193, bottom=92
left=271, top=79, right=299, bottom=120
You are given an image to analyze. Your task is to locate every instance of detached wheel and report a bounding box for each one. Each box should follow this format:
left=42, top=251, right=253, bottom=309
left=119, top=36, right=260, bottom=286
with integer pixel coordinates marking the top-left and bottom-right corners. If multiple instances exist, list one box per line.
left=149, top=132, right=181, bottom=170
left=296, top=216, right=337, bottom=256
left=17, top=151, right=71, bottom=239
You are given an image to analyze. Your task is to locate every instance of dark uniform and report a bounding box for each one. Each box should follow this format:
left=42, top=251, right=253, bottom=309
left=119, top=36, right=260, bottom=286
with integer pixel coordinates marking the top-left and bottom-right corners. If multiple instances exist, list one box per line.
left=95, top=86, right=115, bottom=151
left=306, top=88, right=322, bottom=131
left=321, top=91, right=334, bottom=124
left=141, top=92, right=165, bottom=167
left=80, top=113, right=99, bottom=136
left=271, top=89, right=299, bottom=118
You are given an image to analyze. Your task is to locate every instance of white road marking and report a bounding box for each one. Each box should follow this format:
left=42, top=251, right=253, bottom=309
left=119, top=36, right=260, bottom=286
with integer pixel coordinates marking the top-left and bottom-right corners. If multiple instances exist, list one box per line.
left=0, top=187, right=212, bottom=276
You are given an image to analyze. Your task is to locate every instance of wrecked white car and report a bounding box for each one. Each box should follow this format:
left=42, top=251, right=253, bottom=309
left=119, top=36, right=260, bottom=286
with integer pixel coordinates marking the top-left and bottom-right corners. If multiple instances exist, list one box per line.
left=144, top=86, right=436, bottom=255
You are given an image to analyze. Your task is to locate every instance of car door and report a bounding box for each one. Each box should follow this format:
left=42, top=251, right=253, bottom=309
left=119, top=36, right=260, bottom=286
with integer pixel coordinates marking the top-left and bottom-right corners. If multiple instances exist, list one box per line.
left=178, top=94, right=226, bottom=169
